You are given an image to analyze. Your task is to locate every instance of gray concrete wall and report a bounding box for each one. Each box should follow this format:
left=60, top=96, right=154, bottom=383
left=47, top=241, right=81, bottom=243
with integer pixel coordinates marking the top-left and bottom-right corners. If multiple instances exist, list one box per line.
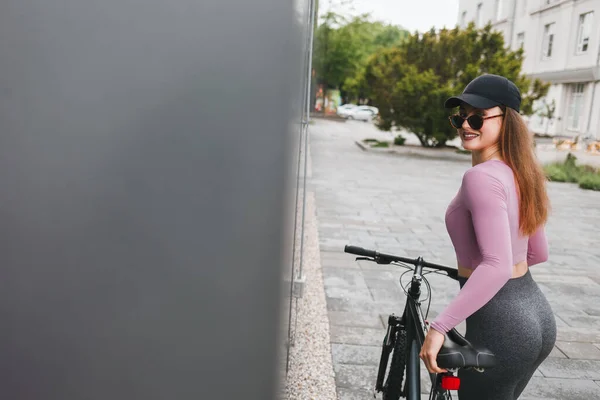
left=0, top=1, right=302, bottom=398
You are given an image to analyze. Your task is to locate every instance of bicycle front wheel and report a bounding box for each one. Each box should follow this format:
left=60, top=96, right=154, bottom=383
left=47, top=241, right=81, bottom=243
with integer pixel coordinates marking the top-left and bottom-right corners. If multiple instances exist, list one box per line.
left=382, top=328, right=406, bottom=400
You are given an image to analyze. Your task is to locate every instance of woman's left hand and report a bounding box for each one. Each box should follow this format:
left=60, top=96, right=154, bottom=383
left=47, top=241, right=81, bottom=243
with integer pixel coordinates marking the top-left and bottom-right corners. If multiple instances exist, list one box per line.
left=419, top=328, right=447, bottom=373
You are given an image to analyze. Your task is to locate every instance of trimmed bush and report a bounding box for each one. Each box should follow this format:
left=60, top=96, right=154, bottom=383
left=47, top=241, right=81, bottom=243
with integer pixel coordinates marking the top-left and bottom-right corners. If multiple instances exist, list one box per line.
left=544, top=165, right=568, bottom=182
left=393, top=135, right=406, bottom=146
left=579, top=174, right=600, bottom=191
left=543, top=153, right=600, bottom=191
left=371, top=141, right=390, bottom=148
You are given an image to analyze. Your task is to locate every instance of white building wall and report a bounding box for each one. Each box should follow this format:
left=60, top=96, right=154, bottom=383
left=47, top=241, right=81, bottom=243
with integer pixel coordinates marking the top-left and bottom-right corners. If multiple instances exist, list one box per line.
left=529, top=83, right=564, bottom=135
left=457, top=0, right=600, bottom=138
left=582, top=81, right=600, bottom=136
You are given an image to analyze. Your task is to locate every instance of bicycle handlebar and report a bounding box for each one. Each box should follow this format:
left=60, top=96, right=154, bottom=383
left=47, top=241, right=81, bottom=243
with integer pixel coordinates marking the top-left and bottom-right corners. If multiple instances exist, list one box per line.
left=344, top=244, right=458, bottom=279
left=344, top=245, right=377, bottom=258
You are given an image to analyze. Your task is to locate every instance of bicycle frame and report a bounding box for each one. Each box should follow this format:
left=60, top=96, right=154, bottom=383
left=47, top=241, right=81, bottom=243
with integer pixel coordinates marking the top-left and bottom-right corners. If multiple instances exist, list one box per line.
left=403, top=259, right=437, bottom=399
left=345, top=245, right=458, bottom=400
left=371, top=256, right=454, bottom=400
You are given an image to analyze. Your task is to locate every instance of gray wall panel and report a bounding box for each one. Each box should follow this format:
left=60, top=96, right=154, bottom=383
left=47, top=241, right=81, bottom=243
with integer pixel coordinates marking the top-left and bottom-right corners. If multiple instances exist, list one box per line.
left=0, top=1, right=301, bottom=398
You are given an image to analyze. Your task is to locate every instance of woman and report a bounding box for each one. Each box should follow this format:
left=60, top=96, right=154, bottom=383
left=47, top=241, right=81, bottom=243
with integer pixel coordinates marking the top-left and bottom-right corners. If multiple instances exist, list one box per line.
left=419, top=74, right=556, bottom=400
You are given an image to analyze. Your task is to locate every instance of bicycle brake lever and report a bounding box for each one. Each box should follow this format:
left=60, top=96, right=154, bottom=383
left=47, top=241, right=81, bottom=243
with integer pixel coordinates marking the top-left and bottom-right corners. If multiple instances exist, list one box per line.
left=354, top=256, right=391, bottom=265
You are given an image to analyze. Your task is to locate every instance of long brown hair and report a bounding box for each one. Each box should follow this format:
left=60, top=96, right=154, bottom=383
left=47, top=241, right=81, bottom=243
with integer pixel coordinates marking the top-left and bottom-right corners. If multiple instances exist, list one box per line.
left=498, top=107, right=550, bottom=235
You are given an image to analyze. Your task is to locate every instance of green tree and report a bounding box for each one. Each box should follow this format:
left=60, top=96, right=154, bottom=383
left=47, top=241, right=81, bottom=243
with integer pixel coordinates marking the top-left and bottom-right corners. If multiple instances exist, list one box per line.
left=364, top=23, right=550, bottom=147
left=312, top=12, right=409, bottom=102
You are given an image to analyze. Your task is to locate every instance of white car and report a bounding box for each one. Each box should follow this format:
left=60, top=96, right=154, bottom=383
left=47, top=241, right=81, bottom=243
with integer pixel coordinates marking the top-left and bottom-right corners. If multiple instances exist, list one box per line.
left=336, top=104, right=357, bottom=118
left=347, top=105, right=379, bottom=121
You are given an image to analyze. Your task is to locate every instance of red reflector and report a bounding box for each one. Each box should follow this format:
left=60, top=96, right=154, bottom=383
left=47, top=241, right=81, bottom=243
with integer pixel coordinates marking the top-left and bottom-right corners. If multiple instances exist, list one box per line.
left=441, top=376, right=460, bottom=390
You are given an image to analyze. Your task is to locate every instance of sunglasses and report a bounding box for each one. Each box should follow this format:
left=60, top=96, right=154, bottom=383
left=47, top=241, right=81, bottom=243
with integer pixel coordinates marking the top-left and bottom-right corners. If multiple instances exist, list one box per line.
left=449, top=113, right=504, bottom=130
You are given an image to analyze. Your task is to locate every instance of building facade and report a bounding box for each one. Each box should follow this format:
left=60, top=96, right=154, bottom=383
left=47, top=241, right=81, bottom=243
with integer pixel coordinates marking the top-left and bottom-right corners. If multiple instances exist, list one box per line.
left=458, top=0, right=600, bottom=138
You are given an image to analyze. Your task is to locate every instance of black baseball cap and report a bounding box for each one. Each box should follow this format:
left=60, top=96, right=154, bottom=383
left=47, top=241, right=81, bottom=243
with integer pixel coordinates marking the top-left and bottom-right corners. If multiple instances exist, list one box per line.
left=444, top=74, right=521, bottom=112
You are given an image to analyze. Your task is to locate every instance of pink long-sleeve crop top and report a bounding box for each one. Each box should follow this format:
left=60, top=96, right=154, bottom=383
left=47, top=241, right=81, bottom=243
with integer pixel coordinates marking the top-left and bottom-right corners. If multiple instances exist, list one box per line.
left=429, top=159, right=549, bottom=334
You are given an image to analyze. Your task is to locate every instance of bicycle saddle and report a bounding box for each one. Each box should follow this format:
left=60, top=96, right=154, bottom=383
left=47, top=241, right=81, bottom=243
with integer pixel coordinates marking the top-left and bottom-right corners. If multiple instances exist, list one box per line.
left=436, top=328, right=497, bottom=370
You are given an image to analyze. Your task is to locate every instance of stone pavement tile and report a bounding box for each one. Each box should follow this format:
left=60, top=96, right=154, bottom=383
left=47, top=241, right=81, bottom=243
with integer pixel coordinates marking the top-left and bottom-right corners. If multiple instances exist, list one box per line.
left=325, top=285, right=372, bottom=301
left=321, top=257, right=361, bottom=269
left=520, top=377, right=600, bottom=400
left=333, top=364, right=376, bottom=390
left=549, top=345, right=567, bottom=359
left=558, top=314, right=600, bottom=329
left=325, top=296, right=399, bottom=314
left=322, top=267, right=370, bottom=290
left=584, top=307, right=600, bottom=317
left=331, top=343, right=380, bottom=366
left=329, top=325, right=385, bottom=346
left=319, top=216, right=369, bottom=226
left=589, top=275, right=600, bottom=286
left=369, top=287, right=406, bottom=304
left=556, top=326, right=600, bottom=342
left=321, top=249, right=353, bottom=258
left=359, top=269, right=397, bottom=281
left=531, top=274, right=598, bottom=285
left=322, top=261, right=361, bottom=270
left=366, top=279, right=406, bottom=304
left=322, top=241, right=356, bottom=253
left=364, top=277, right=402, bottom=291
left=552, top=314, right=573, bottom=329
left=553, top=307, right=593, bottom=320
left=555, top=341, right=600, bottom=360
left=328, top=311, right=384, bottom=329
left=543, top=282, right=600, bottom=298
left=336, top=387, right=374, bottom=400
left=538, top=358, right=600, bottom=380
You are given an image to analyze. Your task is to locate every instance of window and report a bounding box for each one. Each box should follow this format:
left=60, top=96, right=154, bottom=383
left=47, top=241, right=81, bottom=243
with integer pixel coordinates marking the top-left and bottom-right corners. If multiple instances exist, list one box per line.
left=461, top=11, right=467, bottom=27
left=542, top=23, right=555, bottom=59
left=476, top=3, right=483, bottom=27
left=567, top=83, right=585, bottom=131
left=576, top=12, right=593, bottom=54
left=516, top=32, right=525, bottom=49
left=496, top=0, right=503, bottom=21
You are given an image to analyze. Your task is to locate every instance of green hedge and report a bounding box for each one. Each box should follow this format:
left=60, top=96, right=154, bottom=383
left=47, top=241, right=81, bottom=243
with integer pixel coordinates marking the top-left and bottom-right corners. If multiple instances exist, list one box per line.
left=578, top=173, right=600, bottom=191
left=393, top=135, right=406, bottom=146
left=544, top=153, right=600, bottom=191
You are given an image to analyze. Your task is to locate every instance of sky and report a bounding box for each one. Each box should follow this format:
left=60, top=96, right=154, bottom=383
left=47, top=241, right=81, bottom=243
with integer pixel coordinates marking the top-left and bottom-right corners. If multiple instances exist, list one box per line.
left=319, top=0, right=461, bottom=33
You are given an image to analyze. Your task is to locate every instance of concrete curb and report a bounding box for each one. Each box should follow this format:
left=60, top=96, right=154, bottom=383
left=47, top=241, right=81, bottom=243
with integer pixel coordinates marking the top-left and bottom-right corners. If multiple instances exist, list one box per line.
left=354, top=140, right=368, bottom=151
left=284, top=192, right=337, bottom=400
left=355, top=140, right=472, bottom=163
left=285, top=127, right=336, bottom=400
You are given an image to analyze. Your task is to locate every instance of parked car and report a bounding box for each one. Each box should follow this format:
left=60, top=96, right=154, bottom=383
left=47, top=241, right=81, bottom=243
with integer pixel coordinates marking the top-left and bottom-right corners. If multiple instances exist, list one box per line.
left=336, top=104, right=357, bottom=118
left=347, top=105, right=379, bottom=122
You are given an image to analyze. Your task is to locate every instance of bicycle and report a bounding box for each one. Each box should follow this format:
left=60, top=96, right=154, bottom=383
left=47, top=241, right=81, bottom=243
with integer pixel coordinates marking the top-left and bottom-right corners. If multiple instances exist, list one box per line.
left=344, top=245, right=497, bottom=400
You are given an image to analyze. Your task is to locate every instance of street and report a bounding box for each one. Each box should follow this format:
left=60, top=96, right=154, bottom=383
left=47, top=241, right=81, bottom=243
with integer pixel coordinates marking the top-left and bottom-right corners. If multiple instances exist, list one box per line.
left=308, top=118, right=600, bottom=399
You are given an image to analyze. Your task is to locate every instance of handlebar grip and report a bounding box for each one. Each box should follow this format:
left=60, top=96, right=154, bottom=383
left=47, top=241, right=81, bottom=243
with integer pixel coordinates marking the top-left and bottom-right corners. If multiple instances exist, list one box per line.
left=344, top=245, right=377, bottom=258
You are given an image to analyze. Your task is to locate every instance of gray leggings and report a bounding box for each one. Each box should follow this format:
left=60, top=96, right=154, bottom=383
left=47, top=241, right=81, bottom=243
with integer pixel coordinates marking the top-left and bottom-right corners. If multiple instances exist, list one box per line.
left=456, top=270, right=556, bottom=400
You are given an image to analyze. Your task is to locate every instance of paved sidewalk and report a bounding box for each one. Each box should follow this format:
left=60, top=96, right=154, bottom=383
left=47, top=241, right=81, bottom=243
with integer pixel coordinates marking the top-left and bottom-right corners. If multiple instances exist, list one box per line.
left=309, top=119, right=600, bottom=400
